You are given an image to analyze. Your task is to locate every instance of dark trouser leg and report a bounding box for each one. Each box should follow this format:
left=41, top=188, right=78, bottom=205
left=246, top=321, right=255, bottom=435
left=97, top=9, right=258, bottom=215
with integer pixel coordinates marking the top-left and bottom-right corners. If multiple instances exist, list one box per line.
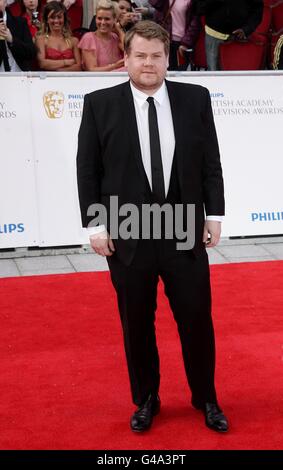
left=159, top=245, right=217, bottom=405
left=205, top=33, right=225, bottom=71
left=168, top=41, right=180, bottom=70
left=107, top=243, right=160, bottom=406
left=169, top=41, right=190, bottom=71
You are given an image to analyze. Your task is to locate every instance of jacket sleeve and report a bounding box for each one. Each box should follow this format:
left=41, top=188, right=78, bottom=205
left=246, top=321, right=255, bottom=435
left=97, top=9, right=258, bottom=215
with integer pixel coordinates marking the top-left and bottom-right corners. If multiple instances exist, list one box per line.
left=76, top=94, right=103, bottom=228
left=201, top=88, right=225, bottom=216
left=192, top=0, right=225, bottom=16
left=181, top=12, right=201, bottom=48
left=136, top=0, right=155, bottom=18
left=8, top=17, right=36, bottom=62
left=241, top=0, right=263, bottom=37
left=148, top=0, right=167, bottom=11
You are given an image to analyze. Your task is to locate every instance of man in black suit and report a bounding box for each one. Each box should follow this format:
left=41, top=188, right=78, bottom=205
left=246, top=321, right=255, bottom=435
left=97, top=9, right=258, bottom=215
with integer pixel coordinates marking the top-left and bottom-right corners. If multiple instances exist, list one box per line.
left=0, top=0, right=36, bottom=72
left=77, top=20, right=228, bottom=433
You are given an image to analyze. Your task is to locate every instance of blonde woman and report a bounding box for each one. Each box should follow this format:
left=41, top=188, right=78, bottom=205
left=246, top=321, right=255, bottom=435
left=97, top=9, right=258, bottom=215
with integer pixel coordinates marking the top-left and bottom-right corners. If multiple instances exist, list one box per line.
left=78, top=0, right=124, bottom=71
left=35, top=0, right=81, bottom=70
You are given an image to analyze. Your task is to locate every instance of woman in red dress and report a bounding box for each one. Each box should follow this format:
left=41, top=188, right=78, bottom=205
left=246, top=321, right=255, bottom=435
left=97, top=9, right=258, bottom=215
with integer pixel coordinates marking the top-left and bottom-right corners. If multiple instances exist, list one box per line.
left=35, top=0, right=81, bottom=70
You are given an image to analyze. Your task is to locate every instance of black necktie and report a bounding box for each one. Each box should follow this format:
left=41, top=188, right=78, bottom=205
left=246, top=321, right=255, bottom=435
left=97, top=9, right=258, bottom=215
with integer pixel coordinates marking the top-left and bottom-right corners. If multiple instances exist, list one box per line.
left=0, top=40, right=11, bottom=71
left=147, top=96, right=165, bottom=203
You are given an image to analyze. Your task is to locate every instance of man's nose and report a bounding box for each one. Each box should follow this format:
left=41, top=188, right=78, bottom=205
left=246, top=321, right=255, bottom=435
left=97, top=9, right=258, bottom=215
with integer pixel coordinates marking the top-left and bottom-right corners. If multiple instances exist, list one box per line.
left=144, top=56, right=152, bottom=66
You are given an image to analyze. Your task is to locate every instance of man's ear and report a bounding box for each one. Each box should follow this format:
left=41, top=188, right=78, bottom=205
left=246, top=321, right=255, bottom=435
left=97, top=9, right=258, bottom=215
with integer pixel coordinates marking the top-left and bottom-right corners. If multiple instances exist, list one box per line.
left=124, top=52, right=128, bottom=67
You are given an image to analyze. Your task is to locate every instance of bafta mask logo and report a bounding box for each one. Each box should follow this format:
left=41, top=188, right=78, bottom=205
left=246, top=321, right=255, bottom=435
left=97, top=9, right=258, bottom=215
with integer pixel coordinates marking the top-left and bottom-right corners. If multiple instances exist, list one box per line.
left=43, top=91, right=64, bottom=119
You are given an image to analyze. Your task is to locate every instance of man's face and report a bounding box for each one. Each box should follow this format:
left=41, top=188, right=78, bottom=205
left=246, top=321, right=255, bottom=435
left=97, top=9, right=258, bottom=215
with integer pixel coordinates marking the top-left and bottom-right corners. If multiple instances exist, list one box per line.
left=125, top=35, right=168, bottom=94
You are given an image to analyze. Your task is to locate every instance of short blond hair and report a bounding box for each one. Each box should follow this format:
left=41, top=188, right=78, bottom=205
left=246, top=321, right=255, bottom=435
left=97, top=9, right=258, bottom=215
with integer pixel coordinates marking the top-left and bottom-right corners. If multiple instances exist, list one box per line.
left=96, top=0, right=117, bottom=18
left=124, top=21, right=170, bottom=56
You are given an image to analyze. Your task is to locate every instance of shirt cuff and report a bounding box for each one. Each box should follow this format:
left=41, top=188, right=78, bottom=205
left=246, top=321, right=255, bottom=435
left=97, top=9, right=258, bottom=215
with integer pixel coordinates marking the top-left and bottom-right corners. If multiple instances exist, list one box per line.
left=206, top=215, right=224, bottom=223
left=86, top=225, right=107, bottom=236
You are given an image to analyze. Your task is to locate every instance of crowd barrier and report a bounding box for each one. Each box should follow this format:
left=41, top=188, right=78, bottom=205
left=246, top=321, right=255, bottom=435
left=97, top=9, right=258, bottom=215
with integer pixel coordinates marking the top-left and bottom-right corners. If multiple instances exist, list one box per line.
left=0, top=71, right=282, bottom=249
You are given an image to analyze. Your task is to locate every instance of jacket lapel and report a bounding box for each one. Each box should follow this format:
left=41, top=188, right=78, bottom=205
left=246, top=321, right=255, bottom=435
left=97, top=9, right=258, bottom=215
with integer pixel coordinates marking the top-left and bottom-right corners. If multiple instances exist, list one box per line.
left=6, top=12, right=15, bottom=36
left=120, top=81, right=147, bottom=182
left=165, top=79, right=185, bottom=193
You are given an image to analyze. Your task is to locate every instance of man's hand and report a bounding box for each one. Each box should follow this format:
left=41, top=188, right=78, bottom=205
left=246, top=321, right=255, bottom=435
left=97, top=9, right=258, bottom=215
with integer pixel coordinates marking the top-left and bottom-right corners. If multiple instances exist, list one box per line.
left=178, top=45, right=191, bottom=58
left=112, top=58, right=124, bottom=69
left=232, top=28, right=246, bottom=40
left=134, top=7, right=148, bottom=16
left=119, top=12, right=134, bottom=27
left=0, top=22, right=13, bottom=43
left=203, top=220, right=221, bottom=248
left=89, top=230, right=115, bottom=257
left=63, top=0, right=75, bottom=10
left=64, top=58, right=75, bottom=66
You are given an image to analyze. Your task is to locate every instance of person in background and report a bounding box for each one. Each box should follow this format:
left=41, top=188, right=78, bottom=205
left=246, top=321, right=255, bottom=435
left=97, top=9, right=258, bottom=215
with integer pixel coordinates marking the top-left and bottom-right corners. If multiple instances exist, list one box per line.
left=0, top=0, right=36, bottom=71
left=117, top=0, right=155, bottom=32
left=19, top=0, right=41, bottom=38
left=116, top=0, right=135, bottom=31
left=193, top=0, right=264, bottom=71
left=46, top=0, right=83, bottom=32
left=149, top=0, right=200, bottom=70
left=132, top=0, right=155, bottom=21
left=89, top=0, right=136, bottom=32
left=89, top=0, right=154, bottom=33
left=78, top=0, right=124, bottom=71
left=35, top=1, right=81, bottom=70
left=116, top=0, right=155, bottom=31
left=46, top=0, right=77, bottom=10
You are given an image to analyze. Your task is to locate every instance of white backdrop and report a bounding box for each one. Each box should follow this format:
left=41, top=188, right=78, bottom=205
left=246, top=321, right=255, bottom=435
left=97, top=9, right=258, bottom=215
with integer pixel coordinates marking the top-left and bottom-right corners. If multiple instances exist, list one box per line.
left=173, top=74, right=283, bottom=237
left=30, top=74, right=127, bottom=246
left=0, top=72, right=282, bottom=248
left=0, top=76, right=39, bottom=248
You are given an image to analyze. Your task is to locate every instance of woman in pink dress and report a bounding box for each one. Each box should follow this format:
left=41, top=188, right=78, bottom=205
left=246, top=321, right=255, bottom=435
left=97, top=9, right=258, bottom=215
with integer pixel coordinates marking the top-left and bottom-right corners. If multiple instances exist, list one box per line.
left=78, top=0, right=124, bottom=72
left=35, top=0, right=81, bottom=70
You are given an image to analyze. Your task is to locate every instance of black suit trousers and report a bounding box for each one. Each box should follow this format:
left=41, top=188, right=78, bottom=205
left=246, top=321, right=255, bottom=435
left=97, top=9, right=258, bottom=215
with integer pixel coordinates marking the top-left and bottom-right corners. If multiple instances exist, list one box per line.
left=107, top=239, right=217, bottom=407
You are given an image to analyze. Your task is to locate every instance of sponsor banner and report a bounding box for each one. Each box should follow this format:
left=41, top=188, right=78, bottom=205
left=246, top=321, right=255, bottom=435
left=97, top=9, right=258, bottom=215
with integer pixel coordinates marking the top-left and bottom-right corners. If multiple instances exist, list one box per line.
left=1, top=73, right=282, bottom=248
left=30, top=75, right=128, bottom=246
left=170, top=74, right=283, bottom=236
left=0, top=76, right=39, bottom=248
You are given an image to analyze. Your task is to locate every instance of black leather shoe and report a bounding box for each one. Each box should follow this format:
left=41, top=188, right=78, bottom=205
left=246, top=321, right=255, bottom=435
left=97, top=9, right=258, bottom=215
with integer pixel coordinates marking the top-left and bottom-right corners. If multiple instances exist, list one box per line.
left=130, top=394, right=160, bottom=432
left=193, top=402, right=229, bottom=433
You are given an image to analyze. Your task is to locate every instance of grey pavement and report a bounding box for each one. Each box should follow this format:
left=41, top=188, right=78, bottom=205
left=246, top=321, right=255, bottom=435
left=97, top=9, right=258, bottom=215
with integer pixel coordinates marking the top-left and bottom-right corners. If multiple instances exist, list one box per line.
left=0, top=236, right=282, bottom=278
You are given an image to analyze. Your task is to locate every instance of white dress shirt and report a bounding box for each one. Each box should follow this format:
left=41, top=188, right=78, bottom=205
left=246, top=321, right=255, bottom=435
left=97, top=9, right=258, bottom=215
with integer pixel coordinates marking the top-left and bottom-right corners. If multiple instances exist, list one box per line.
left=130, top=81, right=175, bottom=196
left=87, top=81, right=222, bottom=236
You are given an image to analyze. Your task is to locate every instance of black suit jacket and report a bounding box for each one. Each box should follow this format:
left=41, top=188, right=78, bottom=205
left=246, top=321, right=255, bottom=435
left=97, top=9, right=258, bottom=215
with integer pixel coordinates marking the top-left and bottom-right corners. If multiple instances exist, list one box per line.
left=77, top=79, right=224, bottom=265
left=6, top=11, right=36, bottom=71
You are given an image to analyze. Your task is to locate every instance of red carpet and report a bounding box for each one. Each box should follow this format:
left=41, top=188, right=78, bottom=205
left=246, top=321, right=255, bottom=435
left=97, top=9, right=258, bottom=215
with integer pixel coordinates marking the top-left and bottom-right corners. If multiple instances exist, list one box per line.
left=0, top=261, right=282, bottom=450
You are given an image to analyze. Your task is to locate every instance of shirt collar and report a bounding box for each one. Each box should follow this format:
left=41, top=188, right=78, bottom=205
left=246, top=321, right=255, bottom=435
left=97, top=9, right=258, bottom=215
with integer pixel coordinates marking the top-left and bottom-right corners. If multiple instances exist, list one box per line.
left=130, top=81, right=167, bottom=107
